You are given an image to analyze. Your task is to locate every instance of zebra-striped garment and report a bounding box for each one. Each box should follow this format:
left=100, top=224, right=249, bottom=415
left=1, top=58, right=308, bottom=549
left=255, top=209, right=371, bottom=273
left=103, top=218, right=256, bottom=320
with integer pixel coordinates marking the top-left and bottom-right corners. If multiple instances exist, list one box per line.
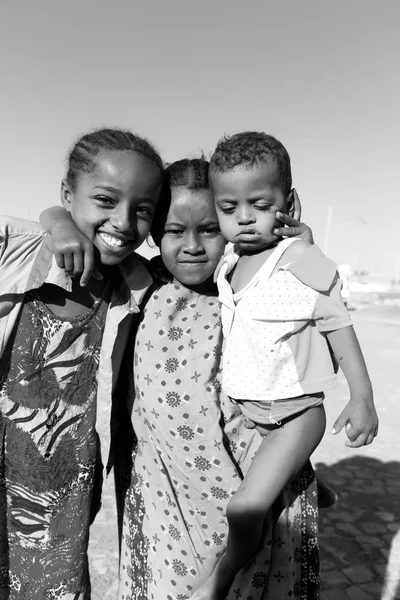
left=0, top=290, right=108, bottom=599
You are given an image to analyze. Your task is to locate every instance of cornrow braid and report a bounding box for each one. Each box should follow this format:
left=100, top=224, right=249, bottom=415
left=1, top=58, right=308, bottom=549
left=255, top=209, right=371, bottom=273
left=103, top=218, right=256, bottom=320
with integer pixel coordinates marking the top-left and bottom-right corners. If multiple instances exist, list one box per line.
left=164, top=157, right=210, bottom=190
left=66, top=128, right=164, bottom=190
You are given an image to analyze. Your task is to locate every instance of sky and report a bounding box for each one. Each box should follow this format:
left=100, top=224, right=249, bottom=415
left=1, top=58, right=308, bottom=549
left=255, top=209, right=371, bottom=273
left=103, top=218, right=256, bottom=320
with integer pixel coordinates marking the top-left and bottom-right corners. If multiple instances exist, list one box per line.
left=1, top=0, right=399, bottom=277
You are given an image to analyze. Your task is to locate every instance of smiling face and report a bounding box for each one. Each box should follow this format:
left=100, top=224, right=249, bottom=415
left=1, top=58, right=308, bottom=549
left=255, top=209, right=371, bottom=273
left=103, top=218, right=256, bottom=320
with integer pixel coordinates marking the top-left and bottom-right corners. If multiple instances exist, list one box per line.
left=160, top=186, right=226, bottom=293
left=61, top=150, right=163, bottom=267
left=211, top=161, right=294, bottom=255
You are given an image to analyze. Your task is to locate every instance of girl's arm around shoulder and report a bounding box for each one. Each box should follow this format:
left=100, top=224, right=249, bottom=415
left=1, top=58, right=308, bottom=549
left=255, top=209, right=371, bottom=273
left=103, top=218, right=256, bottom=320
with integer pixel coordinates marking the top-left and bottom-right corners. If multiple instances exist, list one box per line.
left=0, top=216, right=50, bottom=304
left=39, top=206, right=97, bottom=287
left=0, top=215, right=46, bottom=264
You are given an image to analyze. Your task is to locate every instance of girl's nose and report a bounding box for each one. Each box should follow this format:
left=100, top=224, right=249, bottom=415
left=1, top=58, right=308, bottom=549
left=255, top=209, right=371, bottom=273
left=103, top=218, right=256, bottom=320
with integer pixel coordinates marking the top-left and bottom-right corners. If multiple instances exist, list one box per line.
left=183, top=231, right=204, bottom=254
left=111, top=206, right=135, bottom=233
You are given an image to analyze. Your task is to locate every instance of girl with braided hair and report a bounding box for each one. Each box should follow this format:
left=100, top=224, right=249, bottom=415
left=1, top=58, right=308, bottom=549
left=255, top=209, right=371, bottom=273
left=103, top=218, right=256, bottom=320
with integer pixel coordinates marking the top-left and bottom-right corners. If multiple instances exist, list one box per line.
left=0, top=127, right=165, bottom=599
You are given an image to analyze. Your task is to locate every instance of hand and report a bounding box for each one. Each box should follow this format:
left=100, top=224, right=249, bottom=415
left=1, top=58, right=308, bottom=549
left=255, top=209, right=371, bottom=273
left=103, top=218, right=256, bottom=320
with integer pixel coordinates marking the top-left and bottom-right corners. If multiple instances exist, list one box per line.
left=273, top=190, right=314, bottom=244
left=50, top=222, right=102, bottom=287
left=331, top=396, right=379, bottom=447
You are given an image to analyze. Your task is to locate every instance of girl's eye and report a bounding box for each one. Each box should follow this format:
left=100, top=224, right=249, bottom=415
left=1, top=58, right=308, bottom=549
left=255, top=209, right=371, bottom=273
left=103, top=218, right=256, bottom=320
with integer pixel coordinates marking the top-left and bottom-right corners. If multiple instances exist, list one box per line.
left=164, top=230, right=183, bottom=237
left=95, top=196, right=114, bottom=205
left=201, top=228, right=221, bottom=235
left=137, top=206, right=154, bottom=219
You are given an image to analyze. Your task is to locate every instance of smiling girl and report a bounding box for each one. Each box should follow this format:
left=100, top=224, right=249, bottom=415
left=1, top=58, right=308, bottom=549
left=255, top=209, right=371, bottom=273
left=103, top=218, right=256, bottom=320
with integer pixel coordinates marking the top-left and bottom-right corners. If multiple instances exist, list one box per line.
left=0, top=128, right=164, bottom=599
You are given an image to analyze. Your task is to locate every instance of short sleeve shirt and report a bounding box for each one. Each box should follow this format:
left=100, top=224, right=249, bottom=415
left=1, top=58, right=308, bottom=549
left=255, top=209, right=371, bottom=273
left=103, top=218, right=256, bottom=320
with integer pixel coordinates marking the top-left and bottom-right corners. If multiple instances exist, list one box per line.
left=217, top=239, right=352, bottom=401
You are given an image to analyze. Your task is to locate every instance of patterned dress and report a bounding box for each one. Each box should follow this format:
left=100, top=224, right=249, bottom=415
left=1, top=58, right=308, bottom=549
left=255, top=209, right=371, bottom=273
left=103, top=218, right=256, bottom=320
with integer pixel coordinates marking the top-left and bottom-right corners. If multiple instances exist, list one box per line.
left=0, top=288, right=109, bottom=599
left=119, top=281, right=319, bottom=600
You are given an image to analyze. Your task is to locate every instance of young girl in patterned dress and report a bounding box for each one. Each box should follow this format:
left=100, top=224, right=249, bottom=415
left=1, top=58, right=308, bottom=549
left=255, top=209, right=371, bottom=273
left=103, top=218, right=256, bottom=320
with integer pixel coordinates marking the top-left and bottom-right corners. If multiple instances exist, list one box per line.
left=0, top=128, right=164, bottom=599
left=117, top=158, right=323, bottom=600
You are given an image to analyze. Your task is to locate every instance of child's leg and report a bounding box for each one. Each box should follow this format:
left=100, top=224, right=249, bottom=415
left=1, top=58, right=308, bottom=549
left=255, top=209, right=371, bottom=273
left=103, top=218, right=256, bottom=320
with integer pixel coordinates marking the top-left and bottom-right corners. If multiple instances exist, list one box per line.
left=225, top=405, right=326, bottom=568
left=191, top=407, right=326, bottom=600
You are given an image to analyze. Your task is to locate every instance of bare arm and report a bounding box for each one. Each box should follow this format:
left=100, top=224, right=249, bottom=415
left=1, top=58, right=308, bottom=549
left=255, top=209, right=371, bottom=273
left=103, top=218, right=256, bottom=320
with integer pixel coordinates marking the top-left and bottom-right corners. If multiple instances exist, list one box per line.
left=39, top=206, right=97, bottom=286
left=326, top=326, right=378, bottom=446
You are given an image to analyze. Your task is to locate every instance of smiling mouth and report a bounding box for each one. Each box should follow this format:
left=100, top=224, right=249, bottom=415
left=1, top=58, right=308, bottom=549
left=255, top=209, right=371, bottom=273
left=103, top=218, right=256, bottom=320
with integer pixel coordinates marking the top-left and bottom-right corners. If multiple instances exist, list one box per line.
left=98, top=232, right=132, bottom=249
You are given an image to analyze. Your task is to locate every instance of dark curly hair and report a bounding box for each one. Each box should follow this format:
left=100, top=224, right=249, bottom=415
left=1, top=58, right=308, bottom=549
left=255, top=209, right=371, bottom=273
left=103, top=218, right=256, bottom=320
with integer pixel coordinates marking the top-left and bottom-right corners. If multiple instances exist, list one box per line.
left=150, top=157, right=210, bottom=247
left=66, top=128, right=164, bottom=191
left=209, top=131, right=292, bottom=196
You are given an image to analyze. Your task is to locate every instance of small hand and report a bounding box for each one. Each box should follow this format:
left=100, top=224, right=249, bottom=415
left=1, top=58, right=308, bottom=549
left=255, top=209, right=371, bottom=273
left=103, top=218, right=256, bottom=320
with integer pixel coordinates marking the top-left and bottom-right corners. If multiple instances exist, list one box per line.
left=273, top=191, right=314, bottom=245
left=331, top=397, right=379, bottom=447
left=51, top=222, right=102, bottom=287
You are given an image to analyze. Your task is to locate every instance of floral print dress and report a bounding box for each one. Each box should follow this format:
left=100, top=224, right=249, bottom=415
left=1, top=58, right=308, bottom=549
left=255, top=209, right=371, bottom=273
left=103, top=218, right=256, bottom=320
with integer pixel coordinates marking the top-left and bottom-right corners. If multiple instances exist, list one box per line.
left=119, top=281, right=319, bottom=600
left=0, top=289, right=109, bottom=599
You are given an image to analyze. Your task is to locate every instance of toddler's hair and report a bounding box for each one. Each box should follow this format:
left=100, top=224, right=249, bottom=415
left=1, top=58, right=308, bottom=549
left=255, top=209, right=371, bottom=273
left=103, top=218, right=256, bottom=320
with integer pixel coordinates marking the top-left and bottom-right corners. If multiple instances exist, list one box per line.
left=209, top=131, right=292, bottom=196
left=151, top=157, right=210, bottom=247
left=66, top=128, right=164, bottom=190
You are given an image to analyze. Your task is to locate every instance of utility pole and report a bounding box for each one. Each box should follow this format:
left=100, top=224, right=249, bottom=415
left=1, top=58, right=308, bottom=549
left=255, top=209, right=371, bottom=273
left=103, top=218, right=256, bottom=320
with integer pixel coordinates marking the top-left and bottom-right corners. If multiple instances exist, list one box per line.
left=324, top=205, right=333, bottom=255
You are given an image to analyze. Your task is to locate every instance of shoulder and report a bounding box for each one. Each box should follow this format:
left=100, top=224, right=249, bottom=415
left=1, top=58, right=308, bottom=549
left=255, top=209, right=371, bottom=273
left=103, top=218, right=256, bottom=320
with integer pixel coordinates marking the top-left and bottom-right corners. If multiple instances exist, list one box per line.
left=284, top=243, right=338, bottom=293
left=0, top=216, right=47, bottom=262
left=280, top=239, right=312, bottom=263
left=0, top=215, right=46, bottom=239
left=0, top=217, right=52, bottom=297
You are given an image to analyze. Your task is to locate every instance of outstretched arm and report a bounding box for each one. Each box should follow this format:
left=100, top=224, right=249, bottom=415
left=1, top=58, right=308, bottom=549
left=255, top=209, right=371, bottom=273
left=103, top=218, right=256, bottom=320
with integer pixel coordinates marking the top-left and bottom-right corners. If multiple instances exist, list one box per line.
left=327, top=327, right=378, bottom=446
left=40, top=207, right=97, bottom=286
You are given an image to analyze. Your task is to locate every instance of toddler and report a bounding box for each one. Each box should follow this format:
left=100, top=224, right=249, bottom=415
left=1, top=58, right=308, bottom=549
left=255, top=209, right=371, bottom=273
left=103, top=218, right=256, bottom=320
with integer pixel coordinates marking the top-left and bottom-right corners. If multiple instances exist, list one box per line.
left=192, top=132, right=379, bottom=599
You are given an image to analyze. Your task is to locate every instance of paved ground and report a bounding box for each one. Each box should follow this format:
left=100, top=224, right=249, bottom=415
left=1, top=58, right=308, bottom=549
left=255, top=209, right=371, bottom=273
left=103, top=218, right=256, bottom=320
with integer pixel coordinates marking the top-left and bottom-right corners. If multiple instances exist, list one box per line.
left=88, top=301, right=400, bottom=599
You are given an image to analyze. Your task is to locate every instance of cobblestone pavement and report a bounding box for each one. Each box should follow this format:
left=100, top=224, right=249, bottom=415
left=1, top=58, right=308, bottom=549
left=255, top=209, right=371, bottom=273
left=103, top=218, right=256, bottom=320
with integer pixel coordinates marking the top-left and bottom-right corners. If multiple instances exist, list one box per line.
left=88, top=303, right=400, bottom=599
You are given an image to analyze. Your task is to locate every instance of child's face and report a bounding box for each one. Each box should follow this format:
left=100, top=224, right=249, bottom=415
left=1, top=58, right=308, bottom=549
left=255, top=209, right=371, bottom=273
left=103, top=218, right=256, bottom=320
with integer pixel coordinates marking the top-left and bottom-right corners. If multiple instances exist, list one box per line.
left=160, top=187, right=226, bottom=292
left=62, top=150, right=162, bottom=266
left=211, top=162, right=293, bottom=254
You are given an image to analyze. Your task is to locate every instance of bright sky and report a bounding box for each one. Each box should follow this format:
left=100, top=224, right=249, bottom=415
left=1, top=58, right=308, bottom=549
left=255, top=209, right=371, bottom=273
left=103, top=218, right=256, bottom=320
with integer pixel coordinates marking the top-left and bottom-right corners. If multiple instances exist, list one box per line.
left=1, top=0, right=399, bottom=276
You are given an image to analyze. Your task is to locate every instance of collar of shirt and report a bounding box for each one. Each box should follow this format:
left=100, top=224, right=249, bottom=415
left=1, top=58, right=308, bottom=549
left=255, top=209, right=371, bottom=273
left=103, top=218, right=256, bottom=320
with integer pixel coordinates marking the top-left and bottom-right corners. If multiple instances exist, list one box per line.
left=1, top=232, right=153, bottom=315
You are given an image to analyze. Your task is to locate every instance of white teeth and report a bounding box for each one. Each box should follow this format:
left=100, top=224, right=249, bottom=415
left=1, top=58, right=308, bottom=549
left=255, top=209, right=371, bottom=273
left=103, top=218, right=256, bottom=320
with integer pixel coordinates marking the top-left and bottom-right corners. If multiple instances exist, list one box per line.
left=99, top=233, right=127, bottom=248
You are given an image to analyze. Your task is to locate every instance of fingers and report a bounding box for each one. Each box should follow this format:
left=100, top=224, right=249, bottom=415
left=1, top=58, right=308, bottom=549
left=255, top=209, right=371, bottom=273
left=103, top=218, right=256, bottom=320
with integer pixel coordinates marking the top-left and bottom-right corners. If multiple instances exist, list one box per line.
left=54, top=251, right=66, bottom=270
left=275, top=212, right=298, bottom=227
left=273, top=225, right=302, bottom=238
left=292, top=189, right=302, bottom=221
left=80, top=246, right=96, bottom=287
left=331, top=414, right=347, bottom=435
left=344, top=422, right=376, bottom=447
left=63, top=252, right=76, bottom=276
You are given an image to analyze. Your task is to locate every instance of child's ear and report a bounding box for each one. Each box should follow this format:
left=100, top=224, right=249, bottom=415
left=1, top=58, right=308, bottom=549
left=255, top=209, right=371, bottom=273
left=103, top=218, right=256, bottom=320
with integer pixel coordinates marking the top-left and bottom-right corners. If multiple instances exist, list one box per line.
left=61, top=180, right=73, bottom=212
left=287, top=188, right=300, bottom=220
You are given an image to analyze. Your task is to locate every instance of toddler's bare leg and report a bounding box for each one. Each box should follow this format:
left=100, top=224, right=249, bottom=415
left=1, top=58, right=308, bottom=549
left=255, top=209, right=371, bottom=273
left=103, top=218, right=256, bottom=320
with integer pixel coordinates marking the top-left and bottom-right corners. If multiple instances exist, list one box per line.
left=191, top=406, right=326, bottom=600
left=226, top=405, right=326, bottom=568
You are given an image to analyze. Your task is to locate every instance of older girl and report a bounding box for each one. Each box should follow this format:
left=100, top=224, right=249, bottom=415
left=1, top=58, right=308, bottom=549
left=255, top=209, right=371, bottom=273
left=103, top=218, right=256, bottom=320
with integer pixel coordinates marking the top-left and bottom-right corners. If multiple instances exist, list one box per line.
left=0, top=128, right=164, bottom=599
